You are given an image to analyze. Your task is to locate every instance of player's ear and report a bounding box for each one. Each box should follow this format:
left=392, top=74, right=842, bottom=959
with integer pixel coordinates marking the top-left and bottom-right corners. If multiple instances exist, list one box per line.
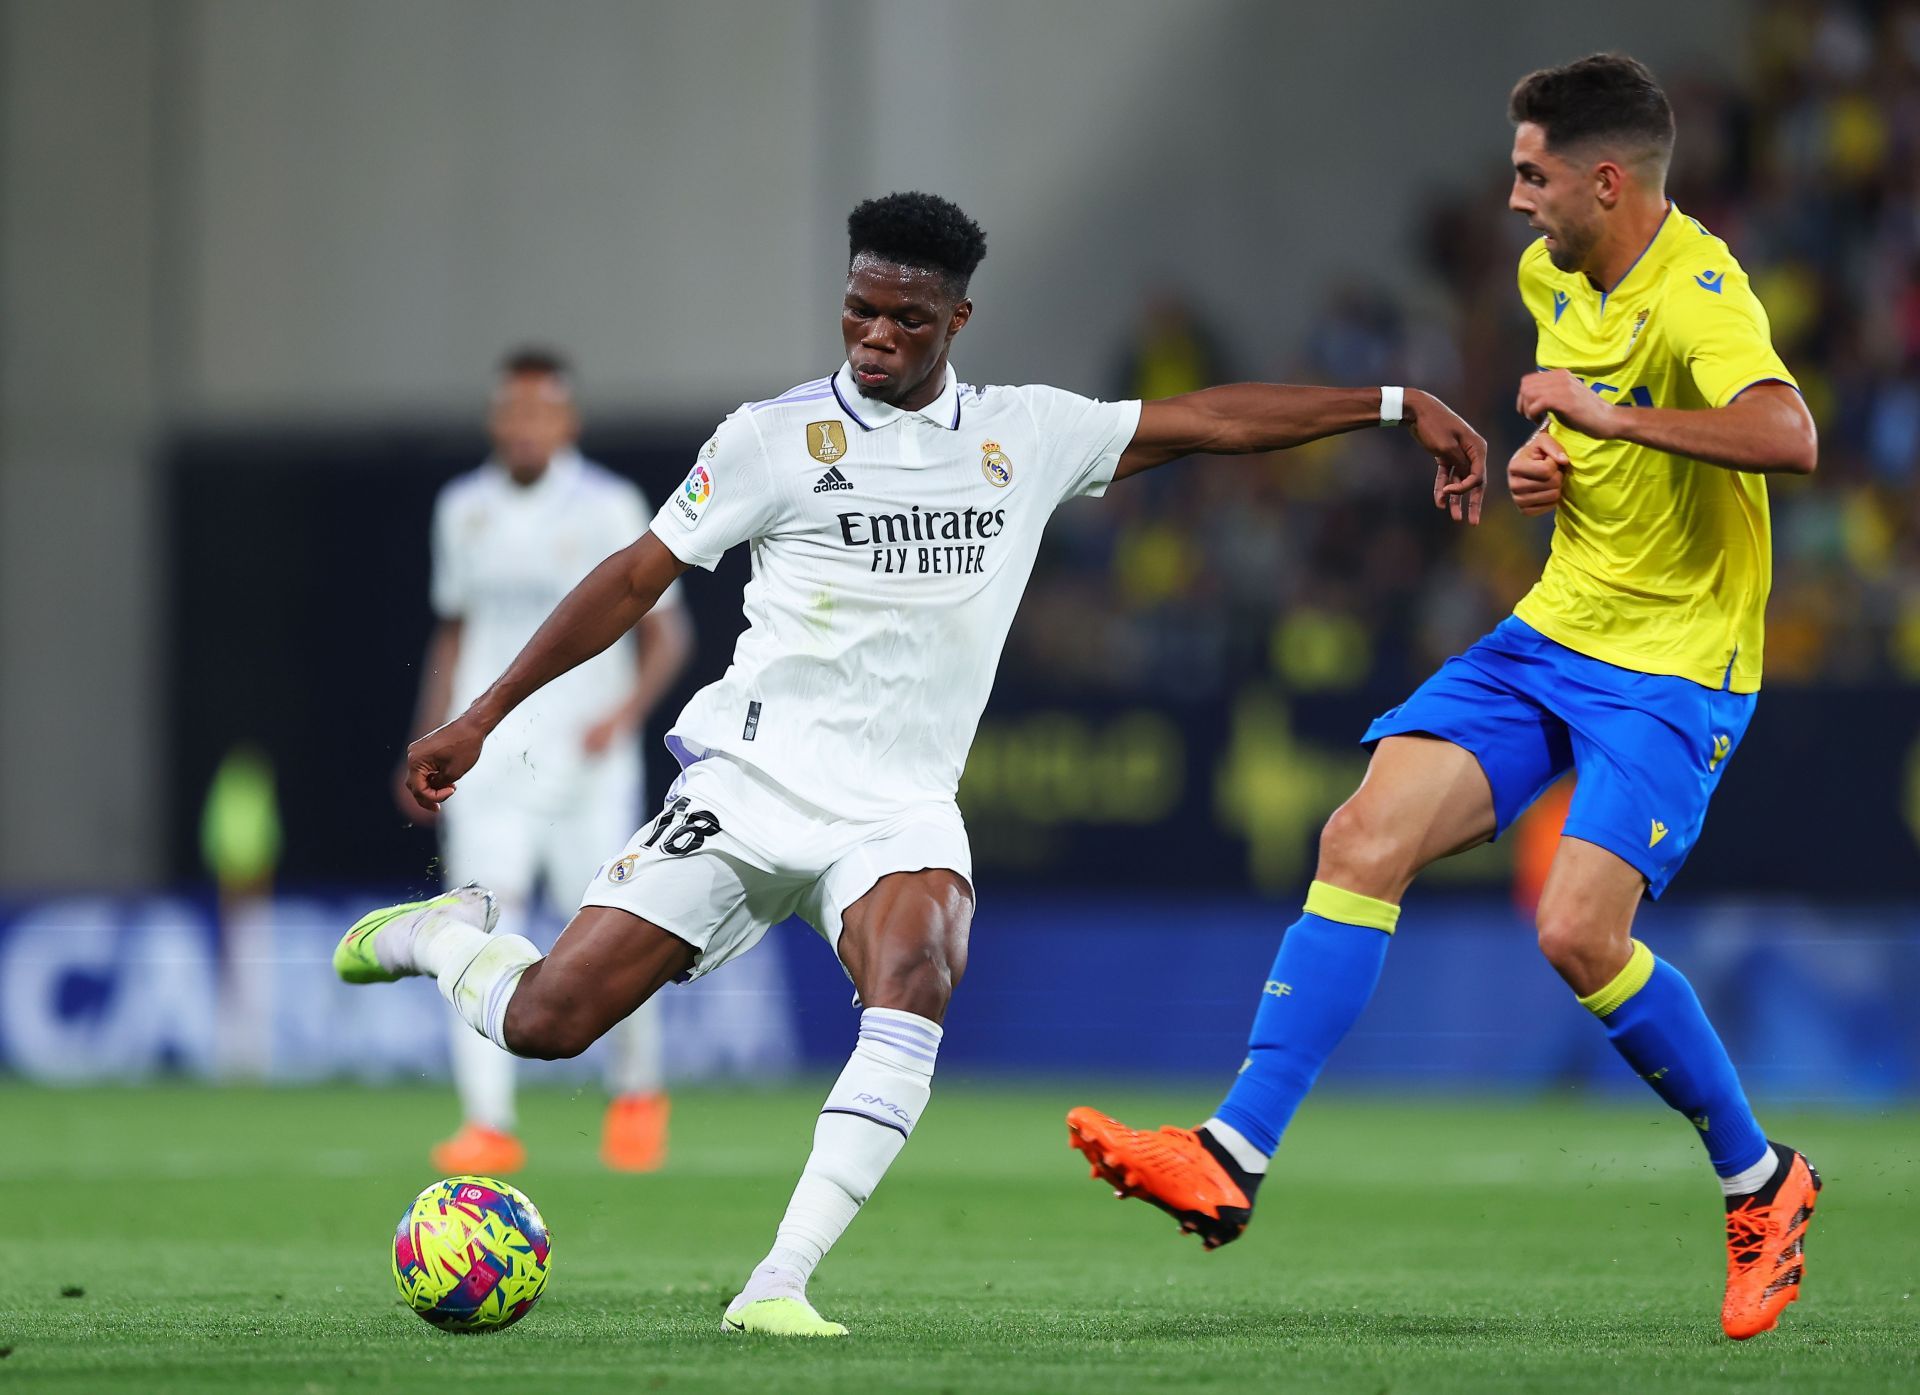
left=1593, top=158, right=1626, bottom=209
left=947, top=298, right=972, bottom=341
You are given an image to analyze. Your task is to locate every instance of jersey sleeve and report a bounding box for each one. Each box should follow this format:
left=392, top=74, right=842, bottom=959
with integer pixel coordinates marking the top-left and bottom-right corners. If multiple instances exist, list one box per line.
left=1670, top=263, right=1798, bottom=408
left=1018, top=385, right=1143, bottom=501
left=648, top=410, right=785, bottom=571
left=428, top=487, right=466, bottom=620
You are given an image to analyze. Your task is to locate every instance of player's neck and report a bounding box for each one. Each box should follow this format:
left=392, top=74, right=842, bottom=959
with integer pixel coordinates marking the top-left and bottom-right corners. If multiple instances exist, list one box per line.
left=1585, top=196, right=1671, bottom=295
left=885, top=357, right=951, bottom=415
left=504, top=456, right=556, bottom=488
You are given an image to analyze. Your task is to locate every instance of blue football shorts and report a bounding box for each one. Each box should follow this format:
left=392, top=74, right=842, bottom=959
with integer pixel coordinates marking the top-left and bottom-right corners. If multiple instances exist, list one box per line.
left=1362, top=615, right=1757, bottom=896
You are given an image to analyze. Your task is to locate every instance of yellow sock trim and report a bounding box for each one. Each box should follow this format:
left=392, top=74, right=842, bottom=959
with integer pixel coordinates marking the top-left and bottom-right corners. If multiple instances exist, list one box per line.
left=1303, top=881, right=1400, bottom=935
left=1577, top=939, right=1655, bottom=1018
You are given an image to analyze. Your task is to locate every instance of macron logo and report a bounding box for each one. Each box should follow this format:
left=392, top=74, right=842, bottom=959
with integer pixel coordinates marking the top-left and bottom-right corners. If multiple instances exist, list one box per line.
left=814, top=465, right=854, bottom=493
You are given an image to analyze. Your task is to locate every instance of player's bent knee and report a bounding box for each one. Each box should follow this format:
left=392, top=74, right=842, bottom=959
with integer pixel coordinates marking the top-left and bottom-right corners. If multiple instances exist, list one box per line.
left=1533, top=907, right=1626, bottom=986
left=860, top=946, right=958, bottom=1020
left=500, top=995, right=597, bottom=1062
left=1315, top=798, right=1418, bottom=900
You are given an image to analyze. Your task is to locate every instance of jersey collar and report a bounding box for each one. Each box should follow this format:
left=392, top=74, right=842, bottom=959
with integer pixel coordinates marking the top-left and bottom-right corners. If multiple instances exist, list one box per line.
left=1596, top=201, right=1677, bottom=311
left=831, top=362, right=963, bottom=432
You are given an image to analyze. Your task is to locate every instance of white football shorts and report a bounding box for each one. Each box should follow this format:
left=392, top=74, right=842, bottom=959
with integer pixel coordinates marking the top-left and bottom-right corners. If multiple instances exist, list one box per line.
left=578, top=750, right=972, bottom=981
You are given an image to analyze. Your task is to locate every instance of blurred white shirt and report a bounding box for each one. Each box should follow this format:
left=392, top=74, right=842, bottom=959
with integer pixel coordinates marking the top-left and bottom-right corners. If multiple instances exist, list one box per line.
left=432, top=448, right=680, bottom=809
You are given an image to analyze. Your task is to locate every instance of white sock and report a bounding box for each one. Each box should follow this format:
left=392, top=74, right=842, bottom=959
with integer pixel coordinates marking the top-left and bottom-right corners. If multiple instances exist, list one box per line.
left=1720, top=1145, right=1780, bottom=1198
left=374, top=888, right=491, bottom=976
left=736, top=1007, right=941, bottom=1305
left=449, top=1006, right=517, bottom=1132
left=1201, top=1117, right=1271, bottom=1175
left=603, top=998, right=666, bottom=1097
left=380, top=897, right=540, bottom=1053
left=444, top=895, right=525, bottom=1130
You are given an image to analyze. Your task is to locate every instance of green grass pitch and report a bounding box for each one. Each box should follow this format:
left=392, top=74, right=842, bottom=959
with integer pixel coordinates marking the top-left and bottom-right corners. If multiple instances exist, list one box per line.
left=1, top=1081, right=1914, bottom=1393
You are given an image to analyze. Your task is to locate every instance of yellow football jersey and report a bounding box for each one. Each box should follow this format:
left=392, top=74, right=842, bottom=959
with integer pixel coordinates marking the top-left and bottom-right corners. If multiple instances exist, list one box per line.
left=1513, top=205, right=1797, bottom=693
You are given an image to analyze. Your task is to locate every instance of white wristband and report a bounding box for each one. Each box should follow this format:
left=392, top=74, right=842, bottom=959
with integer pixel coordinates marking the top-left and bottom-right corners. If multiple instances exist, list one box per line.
left=1379, top=385, right=1404, bottom=425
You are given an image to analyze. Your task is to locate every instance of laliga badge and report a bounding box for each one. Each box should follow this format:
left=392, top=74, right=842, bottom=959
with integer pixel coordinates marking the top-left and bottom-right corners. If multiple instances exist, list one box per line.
left=671, top=462, right=713, bottom=531
left=981, top=440, right=1012, bottom=487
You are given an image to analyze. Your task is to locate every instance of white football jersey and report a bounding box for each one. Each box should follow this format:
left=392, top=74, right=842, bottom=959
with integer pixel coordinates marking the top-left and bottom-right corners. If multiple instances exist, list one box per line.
left=433, top=448, right=679, bottom=806
left=651, top=362, right=1140, bottom=820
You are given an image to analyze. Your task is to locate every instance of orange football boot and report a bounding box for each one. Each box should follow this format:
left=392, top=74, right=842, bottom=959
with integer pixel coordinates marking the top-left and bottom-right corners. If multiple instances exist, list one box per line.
left=601, top=1092, right=670, bottom=1173
left=1721, top=1145, right=1821, bottom=1339
left=430, top=1123, right=525, bottom=1176
left=1067, top=1106, right=1257, bottom=1250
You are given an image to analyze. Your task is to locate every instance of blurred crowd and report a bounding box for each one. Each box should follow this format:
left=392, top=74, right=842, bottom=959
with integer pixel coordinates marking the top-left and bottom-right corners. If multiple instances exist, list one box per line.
left=1013, top=0, right=1920, bottom=698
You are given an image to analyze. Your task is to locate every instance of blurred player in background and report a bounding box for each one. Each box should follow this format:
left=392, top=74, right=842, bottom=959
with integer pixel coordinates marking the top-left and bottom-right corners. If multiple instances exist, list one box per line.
left=1073, top=54, right=1823, bottom=1341
left=400, top=347, right=693, bottom=1174
left=338, top=192, right=1486, bottom=1336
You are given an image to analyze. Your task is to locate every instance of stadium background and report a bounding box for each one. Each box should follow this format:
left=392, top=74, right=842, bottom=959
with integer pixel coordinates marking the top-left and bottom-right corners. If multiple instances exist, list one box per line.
left=3, top=0, right=1913, bottom=1097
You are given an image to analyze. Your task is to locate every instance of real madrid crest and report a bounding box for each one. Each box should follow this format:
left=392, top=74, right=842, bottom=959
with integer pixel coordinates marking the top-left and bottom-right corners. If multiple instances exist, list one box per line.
left=607, top=853, right=638, bottom=884
left=980, top=440, right=1012, bottom=487
left=807, top=421, right=848, bottom=464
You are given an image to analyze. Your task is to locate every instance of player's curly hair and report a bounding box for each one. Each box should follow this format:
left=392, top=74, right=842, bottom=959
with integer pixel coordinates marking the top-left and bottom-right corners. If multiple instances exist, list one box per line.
left=847, top=192, right=988, bottom=296
left=1509, top=53, right=1673, bottom=164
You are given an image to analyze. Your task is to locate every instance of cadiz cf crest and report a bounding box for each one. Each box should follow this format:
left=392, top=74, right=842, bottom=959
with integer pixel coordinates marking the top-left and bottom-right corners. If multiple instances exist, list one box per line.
left=607, top=853, right=638, bottom=884
left=980, top=440, right=1012, bottom=487
left=807, top=421, right=848, bottom=464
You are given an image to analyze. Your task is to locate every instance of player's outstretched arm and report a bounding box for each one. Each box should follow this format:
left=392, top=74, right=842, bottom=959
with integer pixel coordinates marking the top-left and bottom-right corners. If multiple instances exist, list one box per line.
left=1516, top=371, right=1817, bottom=475
left=1115, top=384, right=1488, bottom=523
left=401, top=531, right=691, bottom=812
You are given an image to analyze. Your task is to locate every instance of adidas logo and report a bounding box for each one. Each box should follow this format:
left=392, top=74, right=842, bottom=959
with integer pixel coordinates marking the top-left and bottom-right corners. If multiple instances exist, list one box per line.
left=813, top=465, right=854, bottom=493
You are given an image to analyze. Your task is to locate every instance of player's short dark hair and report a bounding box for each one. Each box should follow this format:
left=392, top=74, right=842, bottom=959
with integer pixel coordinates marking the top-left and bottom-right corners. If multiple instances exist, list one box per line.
left=498, top=345, right=573, bottom=385
left=1509, top=53, right=1674, bottom=166
left=847, top=192, right=988, bottom=297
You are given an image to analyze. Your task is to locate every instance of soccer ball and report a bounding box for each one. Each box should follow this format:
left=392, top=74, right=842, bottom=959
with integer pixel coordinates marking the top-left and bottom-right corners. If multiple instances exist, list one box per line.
left=392, top=1175, right=551, bottom=1332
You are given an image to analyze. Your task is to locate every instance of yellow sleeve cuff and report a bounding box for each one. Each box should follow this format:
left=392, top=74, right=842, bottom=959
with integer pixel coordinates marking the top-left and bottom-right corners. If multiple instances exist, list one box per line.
left=1577, top=939, right=1656, bottom=1018
left=1303, top=881, right=1400, bottom=935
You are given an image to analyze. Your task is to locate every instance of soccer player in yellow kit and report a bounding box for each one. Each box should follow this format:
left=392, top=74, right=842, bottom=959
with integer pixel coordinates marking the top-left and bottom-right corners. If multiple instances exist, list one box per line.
left=1072, top=55, right=1824, bottom=1340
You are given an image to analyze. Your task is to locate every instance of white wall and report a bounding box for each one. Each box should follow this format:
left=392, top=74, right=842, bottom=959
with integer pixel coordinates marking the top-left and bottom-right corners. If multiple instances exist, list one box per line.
left=0, top=0, right=1746, bottom=884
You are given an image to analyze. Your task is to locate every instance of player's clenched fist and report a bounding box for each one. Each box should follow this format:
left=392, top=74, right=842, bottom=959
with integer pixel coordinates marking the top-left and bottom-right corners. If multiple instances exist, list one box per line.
left=1516, top=367, right=1619, bottom=439
left=1508, top=432, right=1569, bottom=517
left=404, top=714, right=488, bottom=811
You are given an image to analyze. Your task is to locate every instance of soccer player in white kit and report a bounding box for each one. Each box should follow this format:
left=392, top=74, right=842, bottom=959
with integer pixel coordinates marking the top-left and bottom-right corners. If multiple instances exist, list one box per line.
left=337, top=193, right=1487, bottom=1335
left=399, top=347, right=693, bottom=1175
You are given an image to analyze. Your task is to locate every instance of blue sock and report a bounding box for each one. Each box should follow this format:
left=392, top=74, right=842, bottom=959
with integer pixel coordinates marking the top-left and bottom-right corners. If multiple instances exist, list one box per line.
left=1579, top=940, right=1769, bottom=1178
left=1213, top=881, right=1397, bottom=1156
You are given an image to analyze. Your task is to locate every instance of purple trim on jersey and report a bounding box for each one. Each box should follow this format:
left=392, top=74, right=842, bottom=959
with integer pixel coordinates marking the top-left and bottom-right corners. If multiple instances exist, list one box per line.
left=745, top=376, right=833, bottom=411
left=663, top=734, right=708, bottom=770
left=748, top=390, right=833, bottom=413
left=831, top=373, right=876, bottom=431
left=832, top=370, right=962, bottom=430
